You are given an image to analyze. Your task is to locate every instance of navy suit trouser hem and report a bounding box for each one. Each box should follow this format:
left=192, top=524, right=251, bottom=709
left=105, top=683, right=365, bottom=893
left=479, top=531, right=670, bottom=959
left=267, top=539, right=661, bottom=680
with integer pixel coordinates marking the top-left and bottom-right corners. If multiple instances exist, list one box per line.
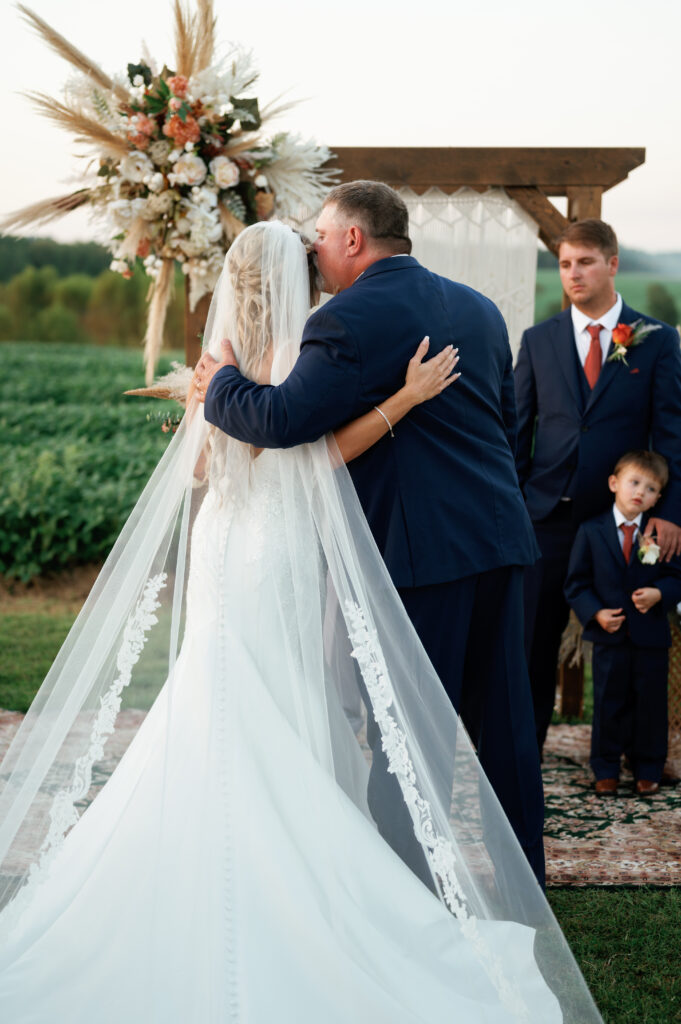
left=591, top=642, right=668, bottom=782
left=398, top=566, right=546, bottom=888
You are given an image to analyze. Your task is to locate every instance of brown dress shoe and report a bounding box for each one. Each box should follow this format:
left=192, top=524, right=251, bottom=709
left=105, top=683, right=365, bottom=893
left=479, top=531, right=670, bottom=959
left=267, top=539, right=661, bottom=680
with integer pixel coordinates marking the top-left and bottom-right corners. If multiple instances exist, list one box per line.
left=635, top=779, right=660, bottom=796
left=595, top=778, right=618, bottom=795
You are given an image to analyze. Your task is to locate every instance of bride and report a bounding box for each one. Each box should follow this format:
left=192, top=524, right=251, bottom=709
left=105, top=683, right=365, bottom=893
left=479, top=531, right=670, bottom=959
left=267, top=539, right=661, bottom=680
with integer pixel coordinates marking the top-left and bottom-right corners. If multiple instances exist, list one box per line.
left=0, top=222, right=601, bottom=1022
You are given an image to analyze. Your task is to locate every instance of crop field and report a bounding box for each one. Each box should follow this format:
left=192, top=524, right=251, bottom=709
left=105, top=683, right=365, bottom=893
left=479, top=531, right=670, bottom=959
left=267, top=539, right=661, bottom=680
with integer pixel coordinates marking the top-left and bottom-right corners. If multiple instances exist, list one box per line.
left=0, top=342, right=181, bottom=581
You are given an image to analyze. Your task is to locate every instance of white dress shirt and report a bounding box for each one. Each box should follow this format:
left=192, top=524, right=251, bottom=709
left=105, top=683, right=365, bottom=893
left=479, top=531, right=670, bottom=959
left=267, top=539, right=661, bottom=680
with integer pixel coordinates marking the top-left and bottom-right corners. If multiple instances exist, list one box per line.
left=571, top=294, right=623, bottom=369
left=613, top=503, right=642, bottom=552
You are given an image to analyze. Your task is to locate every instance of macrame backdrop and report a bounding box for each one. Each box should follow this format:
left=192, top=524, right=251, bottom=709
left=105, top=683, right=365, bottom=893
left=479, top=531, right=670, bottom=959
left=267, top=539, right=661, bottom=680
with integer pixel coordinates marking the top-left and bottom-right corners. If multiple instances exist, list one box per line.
left=293, top=187, right=538, bottom=359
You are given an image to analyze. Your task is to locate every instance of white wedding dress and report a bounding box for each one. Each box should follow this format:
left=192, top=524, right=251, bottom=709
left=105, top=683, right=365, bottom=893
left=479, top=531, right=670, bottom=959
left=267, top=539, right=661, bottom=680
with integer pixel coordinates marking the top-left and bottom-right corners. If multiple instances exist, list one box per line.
left=0, top=223, right=601, bottom=1022
left=0, top=451, right=558, bottom=1023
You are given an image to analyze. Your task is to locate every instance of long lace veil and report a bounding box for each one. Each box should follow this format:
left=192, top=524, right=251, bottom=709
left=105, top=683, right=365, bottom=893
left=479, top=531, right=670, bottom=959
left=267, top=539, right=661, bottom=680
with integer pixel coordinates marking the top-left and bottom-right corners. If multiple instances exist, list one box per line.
left=0, top=222, right=601, bottom=1022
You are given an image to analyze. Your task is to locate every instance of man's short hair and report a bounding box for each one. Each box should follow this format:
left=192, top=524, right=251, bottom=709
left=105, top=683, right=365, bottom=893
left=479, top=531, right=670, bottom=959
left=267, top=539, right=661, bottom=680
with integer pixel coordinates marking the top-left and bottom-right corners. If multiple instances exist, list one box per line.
left=555, top=219, right=618, bottom=260
left=323, top=180, right=412, bottom=254
left=612, top=449, right=669, bottom=489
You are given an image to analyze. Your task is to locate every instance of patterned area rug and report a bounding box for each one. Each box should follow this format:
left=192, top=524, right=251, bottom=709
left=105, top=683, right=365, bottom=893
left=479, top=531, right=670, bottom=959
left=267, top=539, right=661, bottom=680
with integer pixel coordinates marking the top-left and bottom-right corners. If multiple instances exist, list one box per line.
left=2, top=712, right=679, bottom=887
left=544, top=724, right=681, bottom=886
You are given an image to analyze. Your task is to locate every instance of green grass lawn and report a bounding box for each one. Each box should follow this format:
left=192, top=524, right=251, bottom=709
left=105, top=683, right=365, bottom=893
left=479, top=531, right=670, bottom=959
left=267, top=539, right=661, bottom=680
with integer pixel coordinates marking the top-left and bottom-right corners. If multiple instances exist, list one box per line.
left=548, top=888, right=681, bottom=1024
left=0, top=611, right=77, bottom=712
left=535, top=270, right=681, bottom=324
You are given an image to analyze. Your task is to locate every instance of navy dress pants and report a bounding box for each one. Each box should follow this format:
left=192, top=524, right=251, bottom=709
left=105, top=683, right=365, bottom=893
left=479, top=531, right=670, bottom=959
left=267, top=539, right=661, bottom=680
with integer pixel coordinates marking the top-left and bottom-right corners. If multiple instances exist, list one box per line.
left=591, top=643, right=668, bottom=783
left=523, top=502, right=579, bottom=753
left=398, top=565, right=546, bottom=888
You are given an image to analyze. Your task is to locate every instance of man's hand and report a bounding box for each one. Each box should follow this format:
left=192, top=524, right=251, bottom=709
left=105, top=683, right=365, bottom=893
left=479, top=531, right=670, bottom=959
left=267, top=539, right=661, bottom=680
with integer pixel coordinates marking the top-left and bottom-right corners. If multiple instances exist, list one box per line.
left=644, top=517, right=681, bottom=561
left=594, top=608, right=625, bottom=633
left=631, top=587, right=662, bottom=613
left=193, top=340, right=239, bottom=403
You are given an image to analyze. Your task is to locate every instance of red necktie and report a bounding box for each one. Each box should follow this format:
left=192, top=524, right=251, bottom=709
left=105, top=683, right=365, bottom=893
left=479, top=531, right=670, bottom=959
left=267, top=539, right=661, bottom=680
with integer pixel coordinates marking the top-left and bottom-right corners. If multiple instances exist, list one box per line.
left=620, top=523, right=636, bottom=565
left=584, top=323, right=603, bottom=389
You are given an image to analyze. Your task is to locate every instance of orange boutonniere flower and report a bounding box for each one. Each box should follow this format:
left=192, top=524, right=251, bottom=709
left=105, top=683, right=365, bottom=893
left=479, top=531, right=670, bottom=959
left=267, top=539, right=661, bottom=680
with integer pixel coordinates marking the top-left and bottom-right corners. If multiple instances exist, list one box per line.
left=608, top=319, right=662, bottom=365
left=611, top=323, right=634, bottom=348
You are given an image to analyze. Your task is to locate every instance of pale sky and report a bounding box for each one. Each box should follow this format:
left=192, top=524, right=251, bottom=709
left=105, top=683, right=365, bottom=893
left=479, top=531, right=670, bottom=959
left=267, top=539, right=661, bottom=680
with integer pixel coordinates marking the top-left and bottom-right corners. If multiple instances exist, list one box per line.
left=2, top=0, right=680, bottom=252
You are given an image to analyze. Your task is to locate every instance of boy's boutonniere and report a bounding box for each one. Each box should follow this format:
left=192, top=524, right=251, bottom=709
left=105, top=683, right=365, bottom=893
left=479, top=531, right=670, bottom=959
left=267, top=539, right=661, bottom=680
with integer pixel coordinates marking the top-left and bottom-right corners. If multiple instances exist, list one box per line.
left=608, top=319, right=662, bottom=365
left=638, top=535, right=661, bottom=565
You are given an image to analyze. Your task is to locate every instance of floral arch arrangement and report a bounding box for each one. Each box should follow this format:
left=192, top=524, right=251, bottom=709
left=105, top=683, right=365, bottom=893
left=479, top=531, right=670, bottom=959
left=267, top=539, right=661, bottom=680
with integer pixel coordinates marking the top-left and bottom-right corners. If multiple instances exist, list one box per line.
left=2, top=2, right=337, bottom=381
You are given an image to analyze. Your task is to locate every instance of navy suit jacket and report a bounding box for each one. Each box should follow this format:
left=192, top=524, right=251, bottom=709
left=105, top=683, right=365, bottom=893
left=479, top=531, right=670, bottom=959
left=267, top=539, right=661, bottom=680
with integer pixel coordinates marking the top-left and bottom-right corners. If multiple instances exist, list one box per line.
left=514, top=302, right=681, bottom=525
left=564, top=510, right=681, bottom=648
left=204, top=255, right=538, bottom=588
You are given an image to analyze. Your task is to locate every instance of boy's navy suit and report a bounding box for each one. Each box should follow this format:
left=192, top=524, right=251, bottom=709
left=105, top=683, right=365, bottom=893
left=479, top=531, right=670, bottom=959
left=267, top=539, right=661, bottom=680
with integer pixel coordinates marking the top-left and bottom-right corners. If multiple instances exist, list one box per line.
left=565, top=510, right=681, bottom=781
left=204, top=255, right=545, bottom=881
left=515, top=302, right=681, bottom=751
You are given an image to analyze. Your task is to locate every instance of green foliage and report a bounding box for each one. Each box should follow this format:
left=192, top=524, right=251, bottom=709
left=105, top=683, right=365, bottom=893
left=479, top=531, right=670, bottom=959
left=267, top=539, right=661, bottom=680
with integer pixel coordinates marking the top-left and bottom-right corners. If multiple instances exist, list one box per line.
left=0, top=343, right=181, bottom=581
left=646, top=282, right=679, bottom=326
left=535, top=270, right=681, bottom=324
left=0, top=236, right=111, bottom=282
left=0, top=262, right=185, bottom=349
left=0, top=304, right=13, bottom=341
left=32, top=305, right=85, bottom=344
left=4, top=265, right=58, bottom=320
left=53, top=274, right=94, bottom=315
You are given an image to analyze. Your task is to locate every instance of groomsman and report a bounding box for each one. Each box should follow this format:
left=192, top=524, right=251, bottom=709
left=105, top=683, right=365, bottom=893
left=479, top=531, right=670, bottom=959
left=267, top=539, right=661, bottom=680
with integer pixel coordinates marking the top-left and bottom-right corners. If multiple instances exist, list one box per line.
left=515, top=218, right=681, bottom=754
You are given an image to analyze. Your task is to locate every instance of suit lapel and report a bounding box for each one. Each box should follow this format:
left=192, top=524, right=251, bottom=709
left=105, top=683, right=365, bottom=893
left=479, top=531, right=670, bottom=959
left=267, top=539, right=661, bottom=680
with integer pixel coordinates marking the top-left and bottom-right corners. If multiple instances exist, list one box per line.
left=600, top=512, right=626, bottom=568
left=550, top=312, right=582, bottom=409
left=584, top=302, right=638, bottom=415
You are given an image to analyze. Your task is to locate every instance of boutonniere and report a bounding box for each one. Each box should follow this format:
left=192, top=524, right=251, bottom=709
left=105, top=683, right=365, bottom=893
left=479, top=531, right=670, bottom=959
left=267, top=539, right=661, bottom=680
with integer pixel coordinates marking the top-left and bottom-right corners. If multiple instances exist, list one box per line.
left=607, top=319, right=662, bottom=365
left=638, top=535, right=661, bottom=565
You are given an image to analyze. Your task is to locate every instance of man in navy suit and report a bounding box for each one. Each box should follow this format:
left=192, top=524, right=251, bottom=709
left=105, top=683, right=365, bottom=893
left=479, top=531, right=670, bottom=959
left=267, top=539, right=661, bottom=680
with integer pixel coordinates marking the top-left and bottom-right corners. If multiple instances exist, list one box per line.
left=194, top=181, right=545, bottom=882
left=515, top=219, right=681, bottom=755
left=564, top=451, right=681, bottom=795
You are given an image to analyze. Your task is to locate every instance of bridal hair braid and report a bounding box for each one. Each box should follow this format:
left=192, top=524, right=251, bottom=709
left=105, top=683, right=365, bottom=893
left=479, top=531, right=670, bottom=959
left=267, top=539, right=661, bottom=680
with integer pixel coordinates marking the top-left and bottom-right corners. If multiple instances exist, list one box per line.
left=226, top=226, right=273, bottom=382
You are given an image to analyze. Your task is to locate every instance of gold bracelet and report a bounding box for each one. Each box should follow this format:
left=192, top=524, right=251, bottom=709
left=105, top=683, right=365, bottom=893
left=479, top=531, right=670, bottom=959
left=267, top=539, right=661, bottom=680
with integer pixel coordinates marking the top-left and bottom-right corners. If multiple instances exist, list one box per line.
left=374, top=406, right=394, bottom=438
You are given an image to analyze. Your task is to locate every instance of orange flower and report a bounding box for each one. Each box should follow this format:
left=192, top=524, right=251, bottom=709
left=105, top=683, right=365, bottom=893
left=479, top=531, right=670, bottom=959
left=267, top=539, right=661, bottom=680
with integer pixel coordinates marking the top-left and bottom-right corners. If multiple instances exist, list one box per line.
left=612, top=323, right=634, bottom=348
left=136, top=238, right=151, bottom=259
left=121, top=267, right=133, bottom=280
left=163, top=114, right=201, bottom=146
left=167, top=75, right=189, bottom=98
left=128, top=132, right=150, bottom=150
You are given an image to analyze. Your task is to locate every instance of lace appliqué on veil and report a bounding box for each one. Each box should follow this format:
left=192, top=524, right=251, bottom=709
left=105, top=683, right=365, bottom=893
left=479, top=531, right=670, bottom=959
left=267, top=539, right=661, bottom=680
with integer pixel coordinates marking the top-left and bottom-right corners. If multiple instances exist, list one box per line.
left=2, top=573, right=167, bottom=938
left=345, top=599, right=529, bottom=1022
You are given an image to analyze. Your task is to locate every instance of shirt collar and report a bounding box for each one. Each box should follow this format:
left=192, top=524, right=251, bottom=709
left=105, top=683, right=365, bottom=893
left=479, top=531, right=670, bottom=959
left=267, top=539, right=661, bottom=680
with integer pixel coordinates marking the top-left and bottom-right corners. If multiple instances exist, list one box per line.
left=572, top=293, right=623, bottom=335
left=613, top=503, right=642, bottom=529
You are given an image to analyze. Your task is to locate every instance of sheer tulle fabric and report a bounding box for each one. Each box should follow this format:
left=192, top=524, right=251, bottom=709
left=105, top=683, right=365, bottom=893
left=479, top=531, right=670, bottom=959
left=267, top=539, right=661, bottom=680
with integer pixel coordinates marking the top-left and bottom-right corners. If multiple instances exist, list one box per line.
left=0, top=222, right=601, bottom=1022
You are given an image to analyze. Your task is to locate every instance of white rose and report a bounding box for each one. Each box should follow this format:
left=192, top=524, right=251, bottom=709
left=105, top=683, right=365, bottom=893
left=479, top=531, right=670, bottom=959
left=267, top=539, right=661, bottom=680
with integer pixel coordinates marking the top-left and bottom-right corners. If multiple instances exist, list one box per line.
left=639, top=541, right=661, bottom=565
left=169, top=152, right=207, bottom=187
left=119, top=152, right=154, bottom=183
left=148, top=172, right=165, bottom=193
left=210, top=156, right=240, bottom=189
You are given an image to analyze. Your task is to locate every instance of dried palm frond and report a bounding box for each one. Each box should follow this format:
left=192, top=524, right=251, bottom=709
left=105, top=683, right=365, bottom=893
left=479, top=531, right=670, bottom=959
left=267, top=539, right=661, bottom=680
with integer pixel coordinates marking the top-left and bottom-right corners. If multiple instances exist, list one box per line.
left=115, top=217, right=151, bottom=262
left=125, top=363, right=194, bottom=405
left=143, top=259, right=175, bottom=385
left=218, top=203, right=246, bottom=243
left=23, top=92, right=130, bottom=158
left=173, top=0, right=197, bottom=79
left=260, top=94, right=299, bottom=123
left=18, top=4, right=129, bottom=103
left=194, top=0, right=216, bottom=73
left=0, top=188, right=92, bottom=233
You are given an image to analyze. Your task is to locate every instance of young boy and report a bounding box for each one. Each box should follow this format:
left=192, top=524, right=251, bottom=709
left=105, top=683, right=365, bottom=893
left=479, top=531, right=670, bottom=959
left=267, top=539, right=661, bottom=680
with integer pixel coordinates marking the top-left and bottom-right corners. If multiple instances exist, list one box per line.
left=564, top=450, right=681, bottom=796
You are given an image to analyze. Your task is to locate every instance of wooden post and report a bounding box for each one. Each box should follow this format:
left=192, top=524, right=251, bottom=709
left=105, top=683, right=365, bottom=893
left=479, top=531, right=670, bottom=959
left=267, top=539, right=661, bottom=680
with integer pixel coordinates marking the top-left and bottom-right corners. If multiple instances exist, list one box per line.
left=184, top=279, right=211, bottom=368
left=566, top=186, right=603, bottom=222
left=557, top=662, right=584, bottom=718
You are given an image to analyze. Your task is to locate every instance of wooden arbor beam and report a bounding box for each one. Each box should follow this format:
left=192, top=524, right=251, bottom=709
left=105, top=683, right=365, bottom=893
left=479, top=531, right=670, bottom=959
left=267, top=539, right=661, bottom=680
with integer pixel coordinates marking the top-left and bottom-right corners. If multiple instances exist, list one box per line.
left=505, top=186, right=569, bottom=255
left=324, top=147, right=645, bottom=195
